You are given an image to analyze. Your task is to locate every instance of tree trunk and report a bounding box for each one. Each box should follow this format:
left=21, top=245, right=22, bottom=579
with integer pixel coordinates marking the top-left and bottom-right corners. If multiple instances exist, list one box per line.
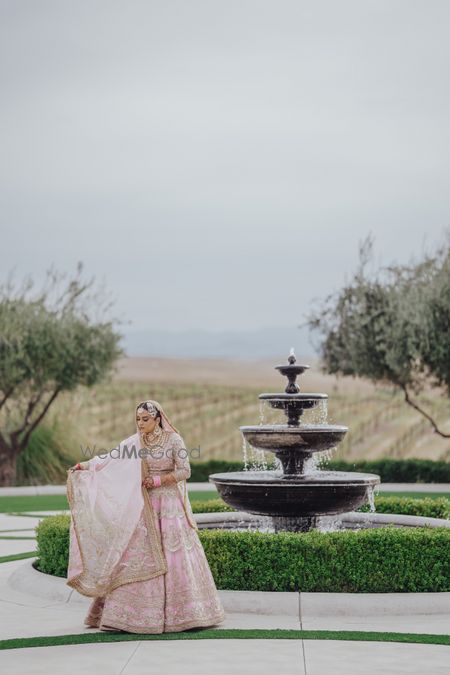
left=0, top=438, right=19, bottom=487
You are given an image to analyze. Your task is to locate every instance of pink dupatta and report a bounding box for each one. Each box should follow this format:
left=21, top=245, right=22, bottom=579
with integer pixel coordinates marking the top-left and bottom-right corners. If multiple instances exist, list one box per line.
left=66, top=400, right=197, bottom=598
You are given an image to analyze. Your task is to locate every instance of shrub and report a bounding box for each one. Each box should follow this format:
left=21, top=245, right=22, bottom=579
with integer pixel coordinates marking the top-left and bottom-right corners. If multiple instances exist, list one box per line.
left=200, top=527, right=450, bottom=592
left=191, top=458, right=450, bottom=483
left=190, top=499, right=235, bottom=514
left=35, top=514, right=450, bottom=592
left=16, top=422, right=79, bottom=486
left=190, top=496, right=450, bottom=519
left=324, top=458, right=450, bottom=483
left=35, top=514, right=71, bottom=577
left=360, top=496, right=450, bottom=519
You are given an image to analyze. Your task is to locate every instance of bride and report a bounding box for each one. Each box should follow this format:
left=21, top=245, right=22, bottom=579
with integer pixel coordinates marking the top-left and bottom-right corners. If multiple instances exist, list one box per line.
left=66, top=399, right=226, bottom=633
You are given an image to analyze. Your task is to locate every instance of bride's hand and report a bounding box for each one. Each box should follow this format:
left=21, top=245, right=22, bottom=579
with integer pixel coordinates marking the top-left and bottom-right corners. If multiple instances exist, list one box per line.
left=68, top=463, right=87, bottom=472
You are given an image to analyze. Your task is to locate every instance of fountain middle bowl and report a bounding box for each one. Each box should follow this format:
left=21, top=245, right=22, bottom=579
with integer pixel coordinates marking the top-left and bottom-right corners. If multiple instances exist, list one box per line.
left=209, top=470, right=380, bottom=518
left=240, top=424, right=348, bottom=452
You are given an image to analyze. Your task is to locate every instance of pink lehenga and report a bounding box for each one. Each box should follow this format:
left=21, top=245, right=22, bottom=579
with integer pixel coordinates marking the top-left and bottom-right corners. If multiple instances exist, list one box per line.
left=66, top=400, right=225, bottom=633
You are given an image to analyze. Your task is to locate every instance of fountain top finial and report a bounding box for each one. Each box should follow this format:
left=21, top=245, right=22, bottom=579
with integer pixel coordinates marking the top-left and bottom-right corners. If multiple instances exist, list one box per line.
left=275, top=350, right=310, bottom=394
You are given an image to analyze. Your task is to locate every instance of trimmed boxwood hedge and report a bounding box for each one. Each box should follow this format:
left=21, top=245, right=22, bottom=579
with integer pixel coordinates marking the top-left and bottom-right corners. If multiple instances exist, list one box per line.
left=200, top=527, right=450, bottom=592
left=359, top=496, right=450, bottom=519
left=191, top=458, right=450, bottom=483
left=36, top=514, right=450, bottom=592
left=36, top=514, right=70, bottom=578
left=191, top=496, right=450, bottom=519
left=191, top=499, right=236, bottom=514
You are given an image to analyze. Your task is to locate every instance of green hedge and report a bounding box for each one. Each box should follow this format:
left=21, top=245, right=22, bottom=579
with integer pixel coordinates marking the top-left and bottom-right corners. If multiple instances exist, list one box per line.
left=200, top=527, right=450, bottom=592
left=191, top=458, right=450, bottom=483
left=35, top=515, right=71, bottom=577
left=359, top=496, right=450, bottom=519
left=35, top=515, right=450, bottom=592
left=191, top=496, right=450, bottom=519
left=191, top=499, right=235, bottom=514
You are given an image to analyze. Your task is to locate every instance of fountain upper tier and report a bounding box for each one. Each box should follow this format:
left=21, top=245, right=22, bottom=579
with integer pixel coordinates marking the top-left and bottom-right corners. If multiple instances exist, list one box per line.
left=274, top=357, right=310, bottom=393
left=243, top=352, right=348, bottom=472
left=261, top=357, right=332, bottom=424
left=259, top=392, right=328, bottom=425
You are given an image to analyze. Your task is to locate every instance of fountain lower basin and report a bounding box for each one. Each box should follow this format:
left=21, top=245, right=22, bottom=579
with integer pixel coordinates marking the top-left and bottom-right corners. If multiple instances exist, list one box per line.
left=209, top=470, right=380, bottom=520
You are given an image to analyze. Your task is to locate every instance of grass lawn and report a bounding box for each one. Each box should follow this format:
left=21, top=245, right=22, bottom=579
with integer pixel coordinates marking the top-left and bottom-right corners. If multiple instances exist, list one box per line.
left=0, top=629, right=449, bottom=650
left=0, top=551, right=37, bottom=564
left=0, top=491, right=219, bottom=513
left=0, top=490, right=448, bottom=513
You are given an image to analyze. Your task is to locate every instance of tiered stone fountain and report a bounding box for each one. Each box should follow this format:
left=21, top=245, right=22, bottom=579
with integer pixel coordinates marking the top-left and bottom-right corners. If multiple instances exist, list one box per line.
left=209, top=351, right=380, bottom=532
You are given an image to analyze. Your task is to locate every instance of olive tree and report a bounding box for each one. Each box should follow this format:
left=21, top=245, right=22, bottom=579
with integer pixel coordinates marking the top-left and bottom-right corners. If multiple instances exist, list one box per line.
left=0, top=264, right=124, bottom=485
left=306, top=235, right=450, bottom=438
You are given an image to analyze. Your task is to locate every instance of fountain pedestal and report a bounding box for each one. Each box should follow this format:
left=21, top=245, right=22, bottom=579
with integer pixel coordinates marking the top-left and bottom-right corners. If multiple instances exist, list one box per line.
left=272, top=516, right=318, bottom=533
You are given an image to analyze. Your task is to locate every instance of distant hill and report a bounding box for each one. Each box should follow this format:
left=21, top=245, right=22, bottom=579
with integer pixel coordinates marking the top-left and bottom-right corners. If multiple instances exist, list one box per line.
left=122, top=325, right=315, bottom=359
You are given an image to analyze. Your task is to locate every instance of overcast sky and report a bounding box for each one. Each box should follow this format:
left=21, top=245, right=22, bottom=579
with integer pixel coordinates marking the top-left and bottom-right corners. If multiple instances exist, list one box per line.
left=1, top=0, right=449, bottom=338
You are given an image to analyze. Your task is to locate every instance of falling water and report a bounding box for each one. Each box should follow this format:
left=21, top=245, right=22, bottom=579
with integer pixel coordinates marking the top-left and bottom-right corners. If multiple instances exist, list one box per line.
left=250, top=447, right=268, bottom=471
left=242, top=434, right=250, bottom=470
left=242, top=434, right=269, bottom=471
left=306, top=447, right=336, bottom=475
left=243, top=399, right=277, bottom=471
left=316, top=515, right=344, bottom=533
left=272, top=455, right=282, bottom=471
left=367, top=485, right=376, bottom=512
left=315, top=399, right=329, bottom=424
left=299, top=399, right=337, bottom=474
left=258, top=399, right=281, bottom=426
left=300, top=398, right=328, bottom=425
left=259, top=400, right=266, bottom=425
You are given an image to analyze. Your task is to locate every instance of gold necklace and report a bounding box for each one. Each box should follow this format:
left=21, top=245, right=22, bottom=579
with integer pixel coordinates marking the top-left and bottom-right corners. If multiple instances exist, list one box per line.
left=141, top=425, right=165, bottom=448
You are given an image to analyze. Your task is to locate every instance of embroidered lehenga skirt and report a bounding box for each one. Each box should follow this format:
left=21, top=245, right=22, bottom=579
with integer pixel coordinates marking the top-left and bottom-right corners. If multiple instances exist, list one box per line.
left=84, top=481, right=226, bottom=633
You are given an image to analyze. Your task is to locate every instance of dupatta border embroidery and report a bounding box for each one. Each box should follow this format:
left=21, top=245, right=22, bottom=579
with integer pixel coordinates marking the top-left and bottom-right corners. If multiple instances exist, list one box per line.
left=66, top=460, right=168, bottom=598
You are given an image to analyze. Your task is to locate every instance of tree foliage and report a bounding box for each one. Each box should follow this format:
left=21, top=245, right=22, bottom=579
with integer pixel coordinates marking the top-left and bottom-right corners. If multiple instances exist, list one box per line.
left=0, top=264, right=124, bottom=485
left=306, top=235, right=450, bottom=437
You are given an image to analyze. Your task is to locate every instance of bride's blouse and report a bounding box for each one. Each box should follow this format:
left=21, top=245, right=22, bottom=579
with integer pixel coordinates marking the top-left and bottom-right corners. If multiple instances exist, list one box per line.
left=86, top=431, right=191, bottom=483
left=143, top=431, right=191, bottom=483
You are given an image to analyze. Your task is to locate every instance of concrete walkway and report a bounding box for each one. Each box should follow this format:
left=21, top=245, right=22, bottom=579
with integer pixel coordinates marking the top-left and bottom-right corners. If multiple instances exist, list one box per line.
left=0, top=508, right=449, bottom=673
left=6, top=554, right=450, bottom=636
left=0, top=555, right=449, bottom=674
left=0, top=639, right=449, bottom=675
